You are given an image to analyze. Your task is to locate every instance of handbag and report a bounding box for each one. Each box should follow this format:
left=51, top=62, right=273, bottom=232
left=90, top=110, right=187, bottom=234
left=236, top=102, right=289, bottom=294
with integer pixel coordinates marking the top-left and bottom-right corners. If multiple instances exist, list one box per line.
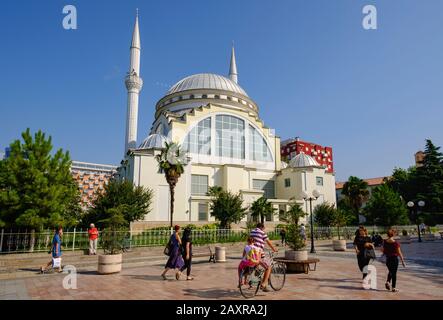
left=52, top=257, right=61, bottom=268
left=163, top=239, right=172, bottom=256
left=364, top=248, right=376, bottom=260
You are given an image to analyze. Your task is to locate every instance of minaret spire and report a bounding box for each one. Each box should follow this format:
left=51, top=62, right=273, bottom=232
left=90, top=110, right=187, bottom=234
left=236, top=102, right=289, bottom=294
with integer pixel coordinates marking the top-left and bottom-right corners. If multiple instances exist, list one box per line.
left=229, top=42, right=238, bottom=83
left=124, top=11, right=143, bottom=154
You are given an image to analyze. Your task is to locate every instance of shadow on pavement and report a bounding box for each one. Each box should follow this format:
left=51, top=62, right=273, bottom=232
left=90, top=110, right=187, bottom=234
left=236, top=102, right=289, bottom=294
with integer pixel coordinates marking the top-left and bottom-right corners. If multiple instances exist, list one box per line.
left=183, top=287, right=241, bottom=299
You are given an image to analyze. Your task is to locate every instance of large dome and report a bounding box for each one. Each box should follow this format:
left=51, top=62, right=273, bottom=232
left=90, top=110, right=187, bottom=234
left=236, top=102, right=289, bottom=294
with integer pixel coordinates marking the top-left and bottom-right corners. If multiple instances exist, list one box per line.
left=166, top=73, right=249, bottom=97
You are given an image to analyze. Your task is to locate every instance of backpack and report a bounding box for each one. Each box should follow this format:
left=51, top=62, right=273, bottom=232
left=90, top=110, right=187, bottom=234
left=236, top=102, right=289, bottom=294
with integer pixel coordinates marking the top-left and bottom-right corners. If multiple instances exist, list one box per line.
left=245, top=246, right=260, bottom=265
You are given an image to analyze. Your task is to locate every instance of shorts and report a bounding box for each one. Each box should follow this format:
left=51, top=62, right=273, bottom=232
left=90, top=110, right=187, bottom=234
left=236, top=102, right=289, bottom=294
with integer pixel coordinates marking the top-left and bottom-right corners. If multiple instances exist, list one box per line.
left=259, top=254, right=270, bottom=269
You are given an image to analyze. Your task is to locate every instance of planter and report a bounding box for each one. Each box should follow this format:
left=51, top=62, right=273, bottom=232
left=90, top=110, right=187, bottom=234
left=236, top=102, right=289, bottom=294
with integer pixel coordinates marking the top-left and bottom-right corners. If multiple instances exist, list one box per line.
left=399, top=235, right=411, bottom=244
left=284, top=250, right=308, bottom=273
left=332, top=240, right=347, bottom=251
left=285, top=250, right=308, bottom=261
left=98, top=253, right=122, bottom=274
left=423, top=234, right=436, bottom=241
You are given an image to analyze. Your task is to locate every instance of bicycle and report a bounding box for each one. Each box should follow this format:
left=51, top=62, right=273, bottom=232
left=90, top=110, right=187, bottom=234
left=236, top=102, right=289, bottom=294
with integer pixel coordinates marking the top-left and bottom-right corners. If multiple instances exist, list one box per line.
left=239, top=251, right=286, bottom=299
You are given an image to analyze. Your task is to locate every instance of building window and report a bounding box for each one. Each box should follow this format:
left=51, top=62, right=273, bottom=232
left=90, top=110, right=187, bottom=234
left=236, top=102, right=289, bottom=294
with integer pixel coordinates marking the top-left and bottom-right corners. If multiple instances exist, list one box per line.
left=191, top=175, right=209, bottom=195
left=183, top=117, right=211, bottom=155
left=190, top=94, right=195, bottom=99
left=215, top=115, right=245, bottom=159
left=202, top=94, right=208, bottom=99
left=214, top=95, right=220, bottom=99
left=253, top=179, right=275, bottom=199
left=316, top=176, right=324, bottom=186
left=284, top=178, right=291, bottom=188
left=248, top=125, right=273, bottom=162
left=198, top=203, right=209, bottom=221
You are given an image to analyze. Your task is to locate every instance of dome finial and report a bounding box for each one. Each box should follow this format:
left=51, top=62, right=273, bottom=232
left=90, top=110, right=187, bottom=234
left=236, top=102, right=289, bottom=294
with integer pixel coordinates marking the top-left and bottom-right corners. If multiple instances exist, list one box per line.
left=229, top=43, right=238, bottom=84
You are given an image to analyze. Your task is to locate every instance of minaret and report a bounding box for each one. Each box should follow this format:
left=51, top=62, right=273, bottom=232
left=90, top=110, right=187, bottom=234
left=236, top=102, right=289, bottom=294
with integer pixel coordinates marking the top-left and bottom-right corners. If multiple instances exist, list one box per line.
left=229, top=44, right=238, bottom=83
left=124, top=10, right=143, bottom=154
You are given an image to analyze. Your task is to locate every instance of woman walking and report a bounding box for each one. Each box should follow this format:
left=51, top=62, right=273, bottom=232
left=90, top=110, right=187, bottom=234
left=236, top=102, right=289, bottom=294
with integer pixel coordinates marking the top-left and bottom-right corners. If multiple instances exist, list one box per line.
left=353, top=226, right=375, bottom=280
left=179, top=227, right=194, bottom=280
left=41, top=226, right=63, bottom=273
left=161, top=225, right=185, bottom=280
left=383, top=229, right=406, bottom=292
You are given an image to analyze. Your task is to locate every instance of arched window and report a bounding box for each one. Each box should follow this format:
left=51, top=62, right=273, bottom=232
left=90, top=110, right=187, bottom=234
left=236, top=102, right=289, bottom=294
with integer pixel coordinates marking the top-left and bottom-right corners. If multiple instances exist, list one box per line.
left=202, top=94, right=208, bottom=99
left=183, top=117, right=211, bottom=155
left=215, top=115, right=245, bottom=159
left=190, top=94, right=195, bottom=99
left=249, top=125, right=273, bottom=162
left=214, top=95, right=220, bottom=99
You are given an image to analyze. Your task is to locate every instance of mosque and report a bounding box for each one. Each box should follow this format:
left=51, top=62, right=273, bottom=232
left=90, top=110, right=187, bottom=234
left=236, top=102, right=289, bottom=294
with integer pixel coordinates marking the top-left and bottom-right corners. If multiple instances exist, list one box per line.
left=118, top=14, right=336, bottom=229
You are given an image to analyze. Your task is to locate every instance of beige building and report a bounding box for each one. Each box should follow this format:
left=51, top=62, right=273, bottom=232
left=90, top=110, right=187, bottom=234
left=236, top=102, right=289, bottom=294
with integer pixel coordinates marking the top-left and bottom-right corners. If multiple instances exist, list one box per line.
left=119, top=15, right=336, bottom=229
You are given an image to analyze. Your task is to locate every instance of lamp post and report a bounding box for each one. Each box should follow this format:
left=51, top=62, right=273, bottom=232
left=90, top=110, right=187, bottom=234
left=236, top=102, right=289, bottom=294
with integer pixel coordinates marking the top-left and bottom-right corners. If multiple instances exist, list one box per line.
left=407, top=200, right=425, bottom=243
left=302, top=190, right=320, bottom=254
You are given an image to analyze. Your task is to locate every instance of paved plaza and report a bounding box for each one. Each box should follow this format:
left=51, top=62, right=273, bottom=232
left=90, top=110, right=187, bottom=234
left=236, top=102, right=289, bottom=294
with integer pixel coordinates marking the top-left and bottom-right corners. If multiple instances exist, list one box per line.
left=1, top=239, right=443, bottom=300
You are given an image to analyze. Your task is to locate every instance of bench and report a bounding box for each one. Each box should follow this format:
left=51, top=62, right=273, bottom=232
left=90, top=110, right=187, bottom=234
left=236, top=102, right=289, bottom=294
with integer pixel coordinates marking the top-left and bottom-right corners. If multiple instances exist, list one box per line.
left=275, top=258, right=320, bottom=274
left=191, top=245, right=215, bottom=263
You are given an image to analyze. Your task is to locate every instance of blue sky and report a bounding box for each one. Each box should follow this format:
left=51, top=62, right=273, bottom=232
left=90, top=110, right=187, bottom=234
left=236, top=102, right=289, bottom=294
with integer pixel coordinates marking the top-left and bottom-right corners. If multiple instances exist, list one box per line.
left=1, top=0, right=442, bottom=181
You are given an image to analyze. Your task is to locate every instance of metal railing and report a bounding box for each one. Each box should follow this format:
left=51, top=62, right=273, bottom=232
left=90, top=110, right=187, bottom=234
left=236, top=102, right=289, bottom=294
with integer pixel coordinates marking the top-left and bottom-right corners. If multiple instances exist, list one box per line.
left=0, top=225, right=426, bottom=254
left=0, top=228, right=281, bottom=254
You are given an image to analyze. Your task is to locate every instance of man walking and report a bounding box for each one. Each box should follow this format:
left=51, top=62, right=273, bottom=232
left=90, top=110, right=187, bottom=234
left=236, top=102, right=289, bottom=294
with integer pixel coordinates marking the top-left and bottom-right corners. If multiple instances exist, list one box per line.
left=88, top=223, right=99, bottom=255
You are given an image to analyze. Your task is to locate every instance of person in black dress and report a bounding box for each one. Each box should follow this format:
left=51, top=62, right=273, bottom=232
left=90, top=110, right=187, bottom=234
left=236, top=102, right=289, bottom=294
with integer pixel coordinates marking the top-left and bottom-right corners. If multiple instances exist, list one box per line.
left=353, top=226, right=375, bottom=279
left=179, top=227, right=194, bottom=280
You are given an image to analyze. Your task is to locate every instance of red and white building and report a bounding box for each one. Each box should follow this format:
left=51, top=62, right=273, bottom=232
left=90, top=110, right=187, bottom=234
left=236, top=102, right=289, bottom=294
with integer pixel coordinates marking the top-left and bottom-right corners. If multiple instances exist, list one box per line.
left=281, top=137, right=334, bottom=173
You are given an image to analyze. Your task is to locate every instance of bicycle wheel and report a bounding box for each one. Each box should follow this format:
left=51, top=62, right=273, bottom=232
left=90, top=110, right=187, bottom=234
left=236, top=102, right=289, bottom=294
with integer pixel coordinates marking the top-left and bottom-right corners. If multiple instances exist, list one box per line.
left=239, top=268, right=261, bottom=299
left=269, top=262, right=286, bottom=291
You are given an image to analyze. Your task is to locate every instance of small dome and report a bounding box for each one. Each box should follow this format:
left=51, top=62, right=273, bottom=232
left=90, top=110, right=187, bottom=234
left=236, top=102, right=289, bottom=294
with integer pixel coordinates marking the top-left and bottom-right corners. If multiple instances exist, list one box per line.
left=139, top=134, right=170, bottom=149
left=167, top=73, right=248, bottom=97
left=289, top=153, right=320, bottom=168
left=281, top=161, right=288, bottom=169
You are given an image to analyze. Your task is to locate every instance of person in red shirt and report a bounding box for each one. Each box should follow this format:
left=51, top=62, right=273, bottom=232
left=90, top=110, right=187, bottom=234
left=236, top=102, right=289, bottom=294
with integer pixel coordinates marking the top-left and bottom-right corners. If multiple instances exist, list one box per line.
left=88, top=223, right=99, bottom=255
left=382, top=229, right=406, bottom=292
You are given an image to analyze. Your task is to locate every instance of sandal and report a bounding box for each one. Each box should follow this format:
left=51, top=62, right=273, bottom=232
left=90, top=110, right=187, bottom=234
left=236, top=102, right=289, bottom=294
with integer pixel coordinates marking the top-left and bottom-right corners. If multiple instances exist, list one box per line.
left=186, top=276, right=194, bottom=281
left=385, top=282, right=391, bottom=291
left=161, top=274, right=167, bottom=280
left=392, top=288, right=399, bottom=292
left=176, top=272, right=181, bottom=280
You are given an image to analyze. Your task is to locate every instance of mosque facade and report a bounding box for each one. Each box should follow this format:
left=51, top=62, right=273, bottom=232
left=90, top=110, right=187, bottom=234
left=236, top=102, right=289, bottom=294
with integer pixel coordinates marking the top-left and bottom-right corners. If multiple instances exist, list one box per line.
left=119, top=15, right=336, bottom=228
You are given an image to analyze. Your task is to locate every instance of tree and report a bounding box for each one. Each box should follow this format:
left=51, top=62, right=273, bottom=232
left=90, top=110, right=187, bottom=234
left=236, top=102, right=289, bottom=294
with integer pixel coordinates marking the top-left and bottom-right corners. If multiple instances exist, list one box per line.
left=385, top=140, right=443, bottom=224
left=313, top=202, right=336, bottom=227
left=250, top=196, right=276, bottom=224
left=332, top=209, right=352, bottom=240
left=363, top=184, right=409, bottom=226
left=210, top=190, right=248, bottom=229
left=85, top=180, right=153, bottom=228
left=415, top=139, right=443, bottom=213
left=155, top=142, right=188, bottom=228
left=280, top=202, right=307, bottom=225
left=341, top=176, right=369, bottom=223
left=0, top=129, right=81, bottom=230
left=99, top=205, right=129, bottom=255
left=280, top=202, right=306, bottom=250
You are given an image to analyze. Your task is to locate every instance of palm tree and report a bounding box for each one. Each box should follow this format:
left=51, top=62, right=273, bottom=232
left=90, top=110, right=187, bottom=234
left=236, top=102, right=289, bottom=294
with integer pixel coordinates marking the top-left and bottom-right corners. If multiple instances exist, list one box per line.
left=155, top=142, right=188, bottom=228
left=341, top=176, right=369, bottom=223
left=250, top=196, right=276, bottom=224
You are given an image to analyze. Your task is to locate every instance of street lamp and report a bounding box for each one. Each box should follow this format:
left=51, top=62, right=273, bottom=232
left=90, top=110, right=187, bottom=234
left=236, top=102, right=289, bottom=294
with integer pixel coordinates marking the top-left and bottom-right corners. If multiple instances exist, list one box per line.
left=302, top=189, right=320, bottom=253
left=407, top=200, right=425, bottom=242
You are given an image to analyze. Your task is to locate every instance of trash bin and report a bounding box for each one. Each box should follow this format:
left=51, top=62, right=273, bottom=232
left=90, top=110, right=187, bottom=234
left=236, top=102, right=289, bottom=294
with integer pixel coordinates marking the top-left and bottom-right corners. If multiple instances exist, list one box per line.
left=215, top=246, right=226, bottom=262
